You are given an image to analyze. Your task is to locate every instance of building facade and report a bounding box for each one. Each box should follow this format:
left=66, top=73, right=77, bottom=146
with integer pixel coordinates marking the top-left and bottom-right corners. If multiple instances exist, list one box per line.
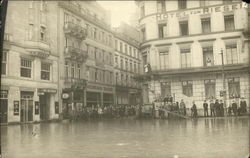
left=137, top=0, right=250, bottom=108
left=113, top=23, right=142, bottom=106
left=57, top=1, right=115, bottom=117
left=1, top=1, right=60, bottom=123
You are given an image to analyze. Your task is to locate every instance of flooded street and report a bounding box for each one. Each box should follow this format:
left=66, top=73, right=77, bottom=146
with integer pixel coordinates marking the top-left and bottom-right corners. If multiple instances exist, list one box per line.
left=1, top=117, right=249, bottom=158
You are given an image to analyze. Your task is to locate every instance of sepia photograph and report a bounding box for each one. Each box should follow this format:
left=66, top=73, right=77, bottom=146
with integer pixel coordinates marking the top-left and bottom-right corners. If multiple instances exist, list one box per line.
left=0, top=0, right=249, bottom=157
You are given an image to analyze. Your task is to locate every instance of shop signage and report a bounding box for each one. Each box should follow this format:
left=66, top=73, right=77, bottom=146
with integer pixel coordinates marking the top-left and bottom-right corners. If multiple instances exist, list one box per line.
left=38, top=88, right=57, bottom=94
left=35, top=101, right=40, bottom=115
left=62, top=93, right=69, bottom=99
left=13, top=101, right=19, bottom=115
left=156, top=2, right=248, bottom=21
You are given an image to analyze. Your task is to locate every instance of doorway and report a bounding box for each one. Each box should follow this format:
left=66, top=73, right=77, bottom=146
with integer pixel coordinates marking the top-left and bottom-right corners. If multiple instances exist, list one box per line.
left=39, top=93, right=50, bottom=120
left=20, top=92, right=34, bottom=123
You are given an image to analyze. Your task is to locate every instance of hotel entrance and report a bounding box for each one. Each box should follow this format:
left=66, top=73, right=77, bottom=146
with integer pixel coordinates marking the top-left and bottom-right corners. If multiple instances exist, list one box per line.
left=0, top=90, right=8, bottom=123
left=20, top=92, right=34, bottom=123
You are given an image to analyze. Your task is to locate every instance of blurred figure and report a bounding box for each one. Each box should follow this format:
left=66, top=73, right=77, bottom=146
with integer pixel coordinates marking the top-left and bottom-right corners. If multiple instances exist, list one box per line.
left=210, top=100, right=215, bottom=117
left=232, top=100, right=238, bottom=116
left=180, top=99, right=186, bottom=115
left=219, top=100, right=224, bottom=117
left=240, top=97, right=247, bottom=115
left=191, top=101, right=197, bottom=118
left=203, top=100, right=208, bottom=117
left=214, top=99, right=220, bottom=117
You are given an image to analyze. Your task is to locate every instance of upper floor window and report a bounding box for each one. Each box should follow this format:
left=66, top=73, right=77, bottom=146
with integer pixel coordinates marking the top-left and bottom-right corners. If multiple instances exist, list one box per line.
left=201, top=18, right=211, bottom=33
left=93, top=28, right=97, bottom=39
left=159, top=49, right=169, bottom=70
left=28, top=24, right=35, bottom=40
left=179, top=21, right=189, bottom=36
left=21, top=58, right=32, bottom=78
left=125, top=59, right=128, bottom=70
left=120, top=58, right=124, bottom=69
left=120, top=42, right=123, bottom=52
left=115, top=55, right=118, bottom=67
left=71, top=63, right=75, bottom=78
left=41, top=62, right=50, bottom=80
left=1, top=51, right=7, bottom=75
left=182, top=81, right=193, bottom=97
left=158, top=23, right=167, bottom=38
left=141, top=28, right=146, bottom=42
left=180, top=48, right=191, bottom=68
left=200, top=0, right=209, bottom=7
left=203, top=47, right=214, bottom=66
left=40, top=26, right=46, bottom=42
left=140, top=5, right=145, bottom=18
left=226, top=44, right=238, bottom=64
left=130, top=61, right=133, bottom=72
left=129, top=47, right=132, bottom=56
left=224, top=15, right=235, bottom=31
left=77, top=64, right=81, bottom=78
left=65, top=61, right=69, bottom=78
left=115, top=40, right=118, bottom=50
left=125, top=44, right=128, bottom=54
left=157, top=0, right=165, bottom=13
left=178, top=0, right=187, bottom=9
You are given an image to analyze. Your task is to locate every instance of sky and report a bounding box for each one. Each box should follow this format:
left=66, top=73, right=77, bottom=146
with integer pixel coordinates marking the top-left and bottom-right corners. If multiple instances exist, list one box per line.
left=97, top=1, right=137, bottom=27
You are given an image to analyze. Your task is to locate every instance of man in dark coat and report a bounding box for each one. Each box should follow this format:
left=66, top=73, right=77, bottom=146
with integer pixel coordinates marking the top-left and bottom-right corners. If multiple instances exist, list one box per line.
left=191, top=101, right=198, bottom=118
left=240, top=98, right=247, bottom=115
left=214, top=99, right=220, bottom=117
left=219, top=100, right=224, bottom=117
left=203, top=100, right=208, bottom=117
left=210, top=100, right=215, bottom=117
left=232, top=100, right=238, bottom=116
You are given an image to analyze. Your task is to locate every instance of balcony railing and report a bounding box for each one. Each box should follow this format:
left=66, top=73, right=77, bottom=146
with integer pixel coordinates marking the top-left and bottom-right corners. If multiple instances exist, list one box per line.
left=64, top=22, right=87, bottom=40
left=64, top=46, right=88, bottom=62
left=64, top=77, right=87, bottom=88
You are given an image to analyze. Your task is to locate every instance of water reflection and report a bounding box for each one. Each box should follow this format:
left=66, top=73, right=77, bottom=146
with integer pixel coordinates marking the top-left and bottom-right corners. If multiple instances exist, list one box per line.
left=1, top=117, right=249, bottom=158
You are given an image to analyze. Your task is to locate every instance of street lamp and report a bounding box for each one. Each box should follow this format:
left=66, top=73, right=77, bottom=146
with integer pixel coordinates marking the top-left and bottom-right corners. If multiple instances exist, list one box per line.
left=220, top=48, right=227, bottom=116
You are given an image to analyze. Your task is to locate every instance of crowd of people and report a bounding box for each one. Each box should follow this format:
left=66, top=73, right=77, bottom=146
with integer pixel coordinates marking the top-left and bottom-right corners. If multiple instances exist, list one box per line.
left=64, top=104, right=141, bottom=120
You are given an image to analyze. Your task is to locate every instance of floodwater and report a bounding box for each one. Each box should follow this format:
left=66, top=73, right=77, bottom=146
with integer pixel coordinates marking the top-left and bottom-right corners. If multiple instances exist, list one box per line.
left=1, top=117, right=249, bottom=158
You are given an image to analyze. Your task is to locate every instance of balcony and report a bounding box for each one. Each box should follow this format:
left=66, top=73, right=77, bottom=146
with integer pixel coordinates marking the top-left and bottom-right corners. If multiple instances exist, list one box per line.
left=64, top=22, right=87, bottom=40
left=64, top=77, right=87, bottom=89
left=64, top=46, right=88, bottom=62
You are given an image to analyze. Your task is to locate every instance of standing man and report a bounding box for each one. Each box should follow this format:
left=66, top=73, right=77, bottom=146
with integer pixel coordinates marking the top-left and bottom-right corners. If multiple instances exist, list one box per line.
left=203, top=100, right=208, bottom=117
left=180, top=99, right=186, bottom=115
left=219, top=100, right=224, bottom=117
left=191, top=101, right=197, bottom=118
left=210, top=100, right=215, bottom=117
left=232, top=100, right=238, bottom=116
left=214, top=99, right=220, bottom=117
left=240, top=97, right=247, bottom=115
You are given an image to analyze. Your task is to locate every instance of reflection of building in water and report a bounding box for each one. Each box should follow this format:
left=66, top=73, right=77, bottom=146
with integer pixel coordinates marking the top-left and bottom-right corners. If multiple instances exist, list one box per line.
left=136, top=0, right=249, bottom=108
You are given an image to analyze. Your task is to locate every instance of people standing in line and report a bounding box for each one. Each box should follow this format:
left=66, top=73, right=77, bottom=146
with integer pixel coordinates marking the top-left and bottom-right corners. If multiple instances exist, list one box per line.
left=191, top=101, right=198, bottom=118
left=232, top=100, right=238, bottom=116
left=214, top=99, right=220, bottom=117
left=219, top=100, right=224, bottom=117
left=203, top=100, right=209, bottom=117
left=240, top=97, right=247, bottom=115
left=210, top=100, right=215, bottom=117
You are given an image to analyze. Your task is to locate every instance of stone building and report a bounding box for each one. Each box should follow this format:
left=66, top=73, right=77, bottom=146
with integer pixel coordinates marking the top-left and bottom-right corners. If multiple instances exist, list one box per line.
left=113, top=22, right=142, bottom=106
left=2, top=1, right=60, bottom=123
left=136, top=0, right=249, bottom=108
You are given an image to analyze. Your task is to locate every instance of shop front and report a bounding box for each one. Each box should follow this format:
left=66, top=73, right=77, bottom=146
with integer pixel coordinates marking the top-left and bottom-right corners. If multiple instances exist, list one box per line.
left=0, top=90, right=8, bottom=123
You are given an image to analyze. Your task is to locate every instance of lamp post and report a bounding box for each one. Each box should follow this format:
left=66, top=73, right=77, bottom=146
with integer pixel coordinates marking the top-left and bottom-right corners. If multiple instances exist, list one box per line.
left=220, top=48, right=227, bottom=116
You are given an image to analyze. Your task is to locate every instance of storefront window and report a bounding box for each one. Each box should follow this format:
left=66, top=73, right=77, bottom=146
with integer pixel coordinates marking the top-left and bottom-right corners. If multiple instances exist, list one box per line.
left=161, top=82, right=171, bottom=97
left=205, top=79, right=215, bottom=99
left=228, top=78, right=240, bottom=99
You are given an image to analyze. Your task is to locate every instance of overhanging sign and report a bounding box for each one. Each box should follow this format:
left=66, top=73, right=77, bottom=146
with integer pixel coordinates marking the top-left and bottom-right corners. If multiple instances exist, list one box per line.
left=156, top=2, right=248, bottom=21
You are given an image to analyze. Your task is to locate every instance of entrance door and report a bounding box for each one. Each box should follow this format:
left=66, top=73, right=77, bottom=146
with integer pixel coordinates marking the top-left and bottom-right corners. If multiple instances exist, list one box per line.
left=39, top=94, right=50, bottom=120
left=0, top=99, right=8, bottom=123
left=20, top=92, right=33, bottom=123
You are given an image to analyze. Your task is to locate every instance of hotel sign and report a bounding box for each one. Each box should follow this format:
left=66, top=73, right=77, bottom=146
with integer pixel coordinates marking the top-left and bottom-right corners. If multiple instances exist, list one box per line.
left=156, top=2, right=248, bottom=21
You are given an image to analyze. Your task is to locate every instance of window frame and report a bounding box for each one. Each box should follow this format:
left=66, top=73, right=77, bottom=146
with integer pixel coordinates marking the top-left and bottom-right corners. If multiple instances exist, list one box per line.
left=20, top=58, right=32, bottom=78
left=1, top=51, right=7, bottom=75
left=41, top=62, right=51, bottom=81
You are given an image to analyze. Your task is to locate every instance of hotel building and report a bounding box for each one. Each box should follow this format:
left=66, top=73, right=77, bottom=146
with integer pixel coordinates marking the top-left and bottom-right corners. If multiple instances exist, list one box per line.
left=136, top=0, right=250, bottom=108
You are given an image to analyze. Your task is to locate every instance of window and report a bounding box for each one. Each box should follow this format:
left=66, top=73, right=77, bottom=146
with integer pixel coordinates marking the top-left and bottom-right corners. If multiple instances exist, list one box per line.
left=1, top=51, right=7, bottom=75
left=71, top=63, right=75, bottom=78
left=205, top=79, right=215, bottom=99
left=228, top=78, right=240, bottom=99
left=179, top=21, right=189, bottom=36
left=126, top=75, right=128, bottom=86
left=40, top=26, right=46, bottom=41
left=28, top=24, right=34, bottom=40
left=94, top=68, right=98, bottom=82
left=182, top=81, right=193, bottom=97
left=120, top=58, right=123, bottom=69
left=224, top=15, right=235, bottom=31
left=159, top=50, right=169, bottom=70
left=134, top=62, right=137, bottom=73
left=130, top=61, right=133, bottom=72
left=201, top=18, right=211, bottom=33
left=103, top=70, right=105, bottom=83
left=102, top=32, right=105, bottom=42
left=226, top=44, right=238, bottom=64
left=94, top=28, right=97, bottom=39
left=115, top=40, right=118, bottom=50
left=77, top=64, right=81, bottom=78
left=110, top=72, right=113, bottom=84
left=180, top=48, right=191, bottom=68
left=120, top=42, right=123, bottom=52
left=158, top=23, right=167, bottom=38
left=108, top=35, right=112, bottom=46
left=141, top=28, right=146, bottom=42
left=142, top=55, right=147, bottom=66
left=94, top=48, right=97, bottom=59
left=21, top=58, right=32, bottom=78
left=41, top=62, right=50, bottom=80
left=116, top=72, right=119, bottom=84
left=200, top=0, right=209, bottom=7
left=140, top=5, right=145, bottom=18
left=129, top=47, right=132, bottom=56
left=178, top=0, right=187, bottom=9
left=203, top=47, right=214, bottom=66
left=134, top=49, right=137, bottom=58
left=115, top=55, right=118, bottom=67
left=125, top=59, right=128, bottom=70
left=161, top=82, right=171, bottom=97
left=157, top=0, right=165, bottom=13
left=109, top=53, right=113, bottom=65
left=65, top=61, right=69, bottom=78
left=125, top=44, right=128, bottom=54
